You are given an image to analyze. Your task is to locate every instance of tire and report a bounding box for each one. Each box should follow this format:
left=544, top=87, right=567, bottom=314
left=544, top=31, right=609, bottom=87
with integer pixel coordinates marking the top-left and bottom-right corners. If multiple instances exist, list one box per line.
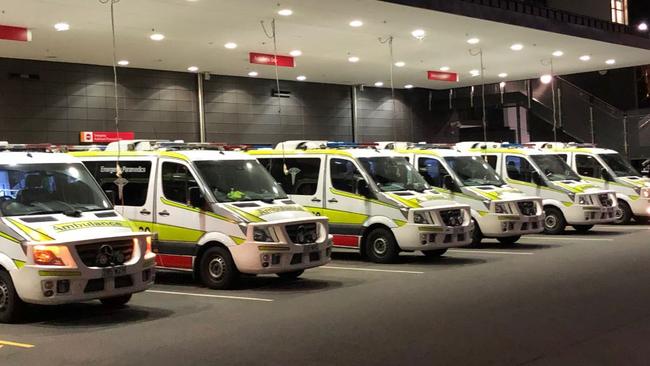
left=0, top=270, right=26, bottom=323
left=99, top=294, right=132, bottom=307
left=364, top=227, right=399, bottom=264
left=543, top=206, right=567, bottom=235
left=470, top=219, right=483, bottom=247
left=572, top=225, right=594, bottom=233
left=497, top=235, right=521, bottom=245
left=276, top=270, right=304, bottom=279
left=422, top=249, right=448, bottom=257
left=199, top=246, right=239, bottom=290
left=614, top=200, right=633, bottom=225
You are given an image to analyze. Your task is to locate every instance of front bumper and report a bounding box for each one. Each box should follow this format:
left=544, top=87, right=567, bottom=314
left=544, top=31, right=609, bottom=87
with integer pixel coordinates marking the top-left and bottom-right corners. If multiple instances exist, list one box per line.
left=230, top=236, right=332, bottom=274
left=564, top=205, right=617, bottom=225
left=394, top=223, right=472, bottom=251
left=478, top=214, right=544, bottom=237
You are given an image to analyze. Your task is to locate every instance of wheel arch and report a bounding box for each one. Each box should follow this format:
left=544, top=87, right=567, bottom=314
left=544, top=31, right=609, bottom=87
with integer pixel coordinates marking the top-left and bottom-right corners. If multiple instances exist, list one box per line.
left=193, top=241, right=230, bottom=277
left=360, top=223, right=394, bottom=257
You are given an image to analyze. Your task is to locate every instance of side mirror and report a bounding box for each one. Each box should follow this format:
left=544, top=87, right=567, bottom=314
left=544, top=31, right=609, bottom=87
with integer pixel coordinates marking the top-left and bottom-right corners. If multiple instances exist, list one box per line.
left=356, top=179, right=373, bottom=199
left=443, top=175, right=459, bottom=192
left=104, top=189, right=116, bottom=205
left=188, top=186, right=205, bottom=208
left=531, top=171, right=545, bottom=186
left=600, top=168, right=613, bottom=181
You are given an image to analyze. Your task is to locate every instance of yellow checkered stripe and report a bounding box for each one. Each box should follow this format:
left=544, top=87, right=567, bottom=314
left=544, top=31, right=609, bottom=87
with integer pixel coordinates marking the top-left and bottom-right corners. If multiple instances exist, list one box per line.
left=6, top=218, right=54, bottom=242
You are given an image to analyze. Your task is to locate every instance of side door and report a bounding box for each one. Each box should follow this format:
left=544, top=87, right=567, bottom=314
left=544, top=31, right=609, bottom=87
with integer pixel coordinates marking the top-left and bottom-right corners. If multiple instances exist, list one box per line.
left=574, top=153, right=606, bottom=180
left=83, top=158, right=156, bottom=232
left=416, top=156, right=451, bottom=193
left=503, top=155, right=541, bottom=196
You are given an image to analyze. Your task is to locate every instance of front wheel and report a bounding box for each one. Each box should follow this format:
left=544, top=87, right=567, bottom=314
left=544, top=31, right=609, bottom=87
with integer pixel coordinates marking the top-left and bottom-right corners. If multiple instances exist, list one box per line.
left=497, top=235, right=521, bottom=245
left=100, top=294, right=132, bottom=307
left=543, top=206, right=567, bottom=235
left=276, top=270, right=304, bottom=279
left=470, top=219, right=483, bottom=247
left=614, top=200, right=632, bottom=225
left=0, top=270, right=26, bottom=323
left=199, top=246, right=239, bottom=290
left=422, top=249, right=448, bottom=257
left=572, top=225, right=594, bottom=233
left=365, top=228, right=399, bottom=264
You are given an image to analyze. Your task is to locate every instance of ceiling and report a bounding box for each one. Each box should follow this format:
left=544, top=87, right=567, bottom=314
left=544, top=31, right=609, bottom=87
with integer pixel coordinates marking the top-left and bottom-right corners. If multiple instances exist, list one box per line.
left=1, top=0, right=650, bottom=89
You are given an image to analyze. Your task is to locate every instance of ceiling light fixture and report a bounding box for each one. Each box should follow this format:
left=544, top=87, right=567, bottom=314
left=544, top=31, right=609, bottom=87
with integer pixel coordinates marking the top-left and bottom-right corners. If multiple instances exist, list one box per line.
left=54, top=22, right=70, bottom=31
left=552, top=50, right=564, bottom=57
left=440, top=66, right=450, bottom=72
left=349, top=20, right=363, bottom=27
left=470, top=69, right=480, bottom=77
left=605, top=59, right=616, bottom=65
left=224, top=42, right=237, bottom=49
left=278, top=9, right=293, bottom=16
left=348, top=56, right=360, bottom=63
left=498, top=73, right=508, bottom=78
left=150, top=33, right=165, bottom=41
left=117, top=60, right=129, bottom=66
left=540, top=74, right=553, bottom=84
left=510, top=43, right=524, bottom=51
left=579, top=55, right=591, bottom=61
left=638, top=22, right=648, bottom=31
left=374, top=81, right=384, bottom=87
left=289, top=50, right=302, bottom=57
left=296, top=75, right=307, bottom=81
left=467, top=38, right=480, bottom=45
left=394, top=61, right=405, bottom=67
left=411, top=29, right=426, bottom=40
left=404, top=84, right=414, bottom=89
left=248, top=71, right=258, bottom=77
left=187, top=66, right=199, bottom=72
left=499, top=81, right=506, bottom=88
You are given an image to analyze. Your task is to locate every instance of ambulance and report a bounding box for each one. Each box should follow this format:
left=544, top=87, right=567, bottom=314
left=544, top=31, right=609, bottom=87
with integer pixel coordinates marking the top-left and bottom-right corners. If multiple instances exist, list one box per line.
left=530, top=142, right=650, bottom=224
left=456, top=142, right=617, bottom=234
left=249, top=141, right=473, bottom=263
left=72, top=140, right=331, bottom=290
left=379, top=142, right=544, bottom=245
left=0, top=143, right=155, bottom=323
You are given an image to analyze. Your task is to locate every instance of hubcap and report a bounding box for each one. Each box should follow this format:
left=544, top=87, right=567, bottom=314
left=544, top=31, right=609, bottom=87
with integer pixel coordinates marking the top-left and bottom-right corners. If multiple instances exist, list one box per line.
left=373, top=237, right=388, bottom=256
left=545, top=214, right=557, bottom=229
left=208, top=256, right=226, bottom=280
left=615, top=207, right=623, bottom=220
left=0, top=279, right=8, bottom=311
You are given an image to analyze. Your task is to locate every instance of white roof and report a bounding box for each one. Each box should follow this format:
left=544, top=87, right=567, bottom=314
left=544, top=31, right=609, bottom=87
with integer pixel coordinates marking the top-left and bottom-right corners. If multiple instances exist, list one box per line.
left=0, top=151, right=80, bottom=165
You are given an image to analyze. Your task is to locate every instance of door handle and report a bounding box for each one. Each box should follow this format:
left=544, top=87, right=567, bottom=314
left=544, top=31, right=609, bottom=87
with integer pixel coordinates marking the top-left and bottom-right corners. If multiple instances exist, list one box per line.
left=311, top=198, right=322, bottom=203
left=328, top=198, right=338, bottom=203
left=140, top=209, right=151, bottom=215
left=158, top=210, right=170, bottom=216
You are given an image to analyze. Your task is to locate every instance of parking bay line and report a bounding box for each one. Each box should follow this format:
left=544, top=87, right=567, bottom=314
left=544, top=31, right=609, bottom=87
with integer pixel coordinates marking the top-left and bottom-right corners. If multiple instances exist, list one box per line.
left=523, top=236, right=613, bottom=241
left=0, top=340, right=35, bottom=348
left=320, top=266, right=424, bottom=274
left=146, top=290, right=274, bottom=302
left=448, top=249, right=534, bottom=256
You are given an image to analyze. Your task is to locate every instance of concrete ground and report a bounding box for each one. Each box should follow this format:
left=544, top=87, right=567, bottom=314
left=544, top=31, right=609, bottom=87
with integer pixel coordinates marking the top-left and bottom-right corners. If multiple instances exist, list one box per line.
left=2, top=224, right=650, bottom=366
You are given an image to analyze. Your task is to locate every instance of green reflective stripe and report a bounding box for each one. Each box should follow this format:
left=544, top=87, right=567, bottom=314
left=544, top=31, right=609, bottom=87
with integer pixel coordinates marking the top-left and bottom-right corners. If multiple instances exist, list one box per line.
left=154, top=223, right=204, bottom=243
left=497, top=215, right=522, bottom=221
left=418, top=226, right=444, bottom=233
left=386, top=193, right=421, bottom=208
left=38, top=270, right=81, bottom=277
left=555, top=182, right=595, bottom=193
left=250, top=205, right=307, bottom=217
left=52, top=220, right=131, bottom=233
left=13, top=259, right=25, bottom=269
left=228, top=206, right=265, bottom=223
left=395, top=220, right=408, bottom=227
left=478, top=210, right=490, bottom=217
left=630, top=195, right=640, bottom=201
left=230, top=236, right=246, bottom=245
left=562, top=201, right=574, bottom=207
left=160, top=197, right=237, bottom=223
left=0, top=231, right=22, bottom=244
left=305, top=206, right=368, bottom=225
left=505, top=179, right=568, bottom=195
left=330, top=188, right=398, bottom=209
left=469, top=189, right=500, bottom=201
left=6, top=218, right=54, bottom=242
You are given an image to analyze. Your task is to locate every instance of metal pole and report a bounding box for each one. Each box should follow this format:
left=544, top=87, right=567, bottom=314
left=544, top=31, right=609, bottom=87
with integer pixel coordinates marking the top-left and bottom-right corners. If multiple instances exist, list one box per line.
left=623, top=114, right=629, bottom=157
left=197, top=73, right=206, bottom=143
left=516, top=104, right=522, bottom=144
left=351, top=85, right=358, bottom=142
left=557, top=86, right=563, bottom=129
left=589, top=105, right=595, bottom=144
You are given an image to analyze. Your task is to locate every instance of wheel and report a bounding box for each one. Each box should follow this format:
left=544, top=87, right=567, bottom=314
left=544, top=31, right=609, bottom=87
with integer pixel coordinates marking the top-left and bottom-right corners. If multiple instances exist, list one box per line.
left=422, top=249, right=448, bottom=257
left=364, top=228, right=399, bottom=264
left=572, top=225, right=594, bottom=233
left=497, top=235, right=521, bottom=245
left=543, top=206, right=567, bottom=235
left=0, top=270, right=26, bottom=323
left=614, top=200, right=633, bottom=225
left=276, top=270, right=304, bottom=279
left=199, top=246, right=239, bottom=290
left=470, top=219, right=483, bottom=247
left=99, top=294, right=132, bottom=307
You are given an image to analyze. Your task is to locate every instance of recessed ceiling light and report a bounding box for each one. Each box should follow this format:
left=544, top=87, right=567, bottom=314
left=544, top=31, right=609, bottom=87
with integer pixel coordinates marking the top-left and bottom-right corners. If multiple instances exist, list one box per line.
left=540, top=74, right=553, bottom=84
left=150, top=33, right=165, bottom=41
left=289, top=50, right=302, bottom=57
left=278, top=9, right=293, bottom=16
left=470, top=69, right=480, bottom=77
left=404, top=84, right=414, bottom=89
left=579, top=55, right=591, bottom=61
left=638, top=22, right=648, bottom=31
left=394, top=61, right=405, bottom=67
left=552, top=50, right=564, bottom=57
left=296, top=75, right=306, bottom=81
left=117, top=60, right=129, bottom=66
left=187, top=66, right=199, bottom=72
left=467, top=38, right=480, bottom=45
left=440, top=66, right=450, bottom=72
left=510, top=43, right=524, bottom=51
left=411, top=29, right=425, bottom=39
left=248, top=71, right=258, bottom=77
left=348, top=56, right=360, bottom=63
left=54, top=22, right=70, bottom=32
left=605, top=59, right=616, bottom=65
left=349, top=20, right=363, bottom=27
left=224, top=42, right=237, bottom=49
left=374, top=81, right=384, bottom=87
left=498, top=73, right=508, bottom=78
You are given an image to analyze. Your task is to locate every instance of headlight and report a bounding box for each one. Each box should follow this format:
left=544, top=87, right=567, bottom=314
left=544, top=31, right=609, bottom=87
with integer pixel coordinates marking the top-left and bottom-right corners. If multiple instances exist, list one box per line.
left=32, top=245, right=73, bottom=266
left=253, top=227, right=275, bottom=242
left=493, top=203, right=508, bottom=214
left=143, top=236, right=153, bottom=254
left=578, top=196, right=587, bottom=205
left=642, top=188, right=650, bottom=199
left=413, top=212, right=430, bottom=224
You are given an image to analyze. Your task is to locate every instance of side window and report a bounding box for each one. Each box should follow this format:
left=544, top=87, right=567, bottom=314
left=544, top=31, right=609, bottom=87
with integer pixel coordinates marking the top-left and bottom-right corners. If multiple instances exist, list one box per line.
left=483, top=155, right=498, bottom=170
left=575, top=154, right=603, bottom=178
left=556, top=154, right=568, bottom=162
left=330, top=158, right=363, bottom=194
left=417, top=157, right=449, bottom=188
left=161, top=162, right=199, bottom=206
left=259, top=158, right=321, bottom=196
left=84, top=160, right=152, bottom=206
left=505, top=155, right=535, bottom=183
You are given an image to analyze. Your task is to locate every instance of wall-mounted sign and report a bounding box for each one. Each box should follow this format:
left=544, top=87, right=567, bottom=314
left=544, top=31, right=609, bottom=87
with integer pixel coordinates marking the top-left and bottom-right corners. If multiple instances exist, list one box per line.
left=427, top=71, right=459, bottom=82
left=80, top=131, right=134, bottom=143
left=249, top=52, right=295, bottom=67
left=0, top=25, right=31, bottom=42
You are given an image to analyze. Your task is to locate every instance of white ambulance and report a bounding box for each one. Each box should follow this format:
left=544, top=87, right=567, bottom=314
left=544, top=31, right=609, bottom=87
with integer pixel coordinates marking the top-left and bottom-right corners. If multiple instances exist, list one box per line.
left=380, top=142, right=544, bottom=245
left=456, top=142, right=617, bottom=234
left=72, top=141, right=331, bottom=290
left=249, top=141, right=473, bottom=263
left=530, top=142, right=650, bottom=224
left=0, top=143, right=155, bottom=323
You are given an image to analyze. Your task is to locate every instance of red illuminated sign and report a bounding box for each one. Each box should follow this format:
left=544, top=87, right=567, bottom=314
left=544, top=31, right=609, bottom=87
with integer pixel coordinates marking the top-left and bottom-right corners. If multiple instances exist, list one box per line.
left=80, top=131, right=134, bottom=143
left=0, top=25, right=31, bottom=42
left=427, top=70, right=459, bottom=82
left=249, top=52, right=295, bottom=67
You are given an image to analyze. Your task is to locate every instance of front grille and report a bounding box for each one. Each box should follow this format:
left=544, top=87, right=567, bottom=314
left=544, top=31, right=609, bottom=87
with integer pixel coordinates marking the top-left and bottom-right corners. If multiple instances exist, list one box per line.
left=76, top=240, right=134, bottom=267
left=440, top=209, right=463, bottom=227
left=285, top=222, right=318, bottom=244
left=598, top=194, right=613, bottom=207
left=517, top=201, right=536, bottom=216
